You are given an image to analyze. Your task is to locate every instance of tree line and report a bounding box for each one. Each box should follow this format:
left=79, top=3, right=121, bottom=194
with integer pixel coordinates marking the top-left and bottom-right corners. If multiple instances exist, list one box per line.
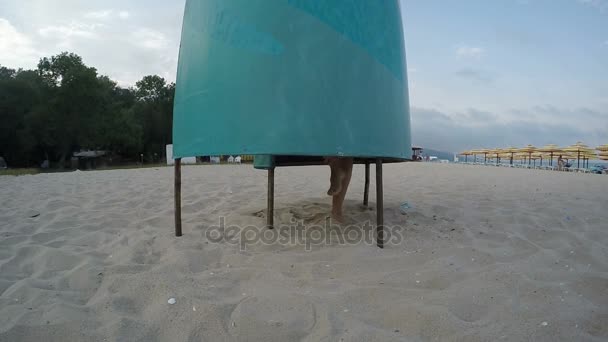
left=0, top=52, right=174, bottom=168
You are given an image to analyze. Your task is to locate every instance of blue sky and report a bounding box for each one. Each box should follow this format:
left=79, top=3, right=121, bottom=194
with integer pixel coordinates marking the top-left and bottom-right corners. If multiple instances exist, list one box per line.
left=0, top=0, right=606, bottom=152
left=402, top=0, right=608, bottom=151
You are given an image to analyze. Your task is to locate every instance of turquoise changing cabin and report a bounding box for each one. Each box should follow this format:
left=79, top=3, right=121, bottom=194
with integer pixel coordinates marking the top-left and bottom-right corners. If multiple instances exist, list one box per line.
left=173, top=0, right=412, bottom=248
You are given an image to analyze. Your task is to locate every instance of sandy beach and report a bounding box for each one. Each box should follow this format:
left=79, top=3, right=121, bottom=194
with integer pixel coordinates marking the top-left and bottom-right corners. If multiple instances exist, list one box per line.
left=1, top=163, right=607, bottom=341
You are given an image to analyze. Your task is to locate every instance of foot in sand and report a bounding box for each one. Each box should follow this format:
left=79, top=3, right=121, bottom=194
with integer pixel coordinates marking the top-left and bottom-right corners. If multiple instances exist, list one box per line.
left=327, top=157, right=353, bottom=220
left=327, top=158, right=345, bottom=196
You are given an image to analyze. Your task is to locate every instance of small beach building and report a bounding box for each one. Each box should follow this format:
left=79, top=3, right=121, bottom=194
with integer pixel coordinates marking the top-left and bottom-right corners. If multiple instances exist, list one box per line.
left=72, top=150, right=108, bottom=170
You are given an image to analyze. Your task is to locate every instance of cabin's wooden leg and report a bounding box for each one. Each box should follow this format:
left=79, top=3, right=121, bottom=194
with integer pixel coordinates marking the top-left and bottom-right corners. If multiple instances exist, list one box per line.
left=363, top=162, right=370, bottom=206
left=376, top=158, right=384, bottom=248
left=175, top=158, right=182, bottom=237
left=267, top=167, right=275, bottom=229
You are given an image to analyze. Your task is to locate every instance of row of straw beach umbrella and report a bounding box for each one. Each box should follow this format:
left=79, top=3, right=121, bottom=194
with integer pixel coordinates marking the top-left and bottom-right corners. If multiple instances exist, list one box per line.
left=459, top=142, right=608, bottom=169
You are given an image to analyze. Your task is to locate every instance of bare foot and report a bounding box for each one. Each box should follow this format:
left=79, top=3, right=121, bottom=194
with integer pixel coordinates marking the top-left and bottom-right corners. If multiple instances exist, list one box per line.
left=327, top=170, right=344, bottom=196
left=331, top=211, right=345, bottom=223
left=326, top=157, right=344, bottom=196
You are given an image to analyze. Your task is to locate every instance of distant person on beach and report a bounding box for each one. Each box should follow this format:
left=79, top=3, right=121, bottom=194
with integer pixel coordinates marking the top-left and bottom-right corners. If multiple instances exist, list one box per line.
left=326, top=157, right=354, bottom=222
left=557, top=156, right=564, bottom=171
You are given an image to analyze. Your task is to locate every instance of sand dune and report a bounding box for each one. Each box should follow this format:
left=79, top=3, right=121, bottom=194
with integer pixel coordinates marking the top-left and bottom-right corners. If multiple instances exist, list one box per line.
left=1, top=163, right=607, bottom=341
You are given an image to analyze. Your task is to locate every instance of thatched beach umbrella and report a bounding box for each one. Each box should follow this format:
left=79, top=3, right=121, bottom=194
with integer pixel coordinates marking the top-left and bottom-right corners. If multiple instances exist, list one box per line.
left=595, top=144, right=608, bottom=160
left=531, top=152, right=550, bottom=167
left=502, top=147, right=519, bottom=165
left=559, top=152, right=580, bottom=169
left=460, top=150, right=472, bottom=163
left=582, top=151, right=597, bottom=169
left=474, top=148, right=491, bottom=164
left=597, top=144, right=608, bottom=153
left=501, top=152, right=513, bottom=166
left=532, top=152, right=547, bottom=167
left=468, top=149, right=479, bottom=163
left=529, top=154, right=540, bottom=168
left=487, top=148, right=500, bottom=164
left=538, top=144, right=563, bottom=166
left=583, top=149, right=601, bottom=168
left=520, top=152, right=534, bottom=165
left=514, top=152, right=526, bottom=165
left=541, top=152, right=552, bottom=166
left=563, top=142, right=591, bottom=169
left=469, top=149, right=488, bottom=163
left=518, top=145, right=537, bottom=166
left=597, top=146, right=608, bottom=166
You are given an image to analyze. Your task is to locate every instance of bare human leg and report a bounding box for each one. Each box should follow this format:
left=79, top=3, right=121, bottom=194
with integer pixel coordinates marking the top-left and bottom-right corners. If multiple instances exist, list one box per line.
left=330, top=158, right=353, bottom=222
left=327, top=157, right=344, bottom=196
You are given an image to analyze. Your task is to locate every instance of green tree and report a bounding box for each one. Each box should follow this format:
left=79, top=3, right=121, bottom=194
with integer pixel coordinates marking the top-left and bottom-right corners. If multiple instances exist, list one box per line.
left=0, top=53, right=176, bottom=168
left=0, top=66, right=16, bottom=80
left=134, top=75, right=174, bottom=161
left=36, top=52, right=108, bottom=166
left=0, top=67, right=44, bottom=166
left=97, top=80, right=143, bottom=156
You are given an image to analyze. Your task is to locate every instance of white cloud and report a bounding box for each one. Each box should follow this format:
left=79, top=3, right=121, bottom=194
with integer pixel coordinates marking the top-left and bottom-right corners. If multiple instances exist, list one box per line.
left=0, top=18, right=40, bottom=68
left=132, top=28, right=169, bottom=50
left=0, top=2, right=183, bottom=85
left=37, top=21, right=102, bottom=50
left=1, top=8, right=179, bottom=85
left=39, top=22, right=101, bottom=39
left=84, top=10, right=113, bottom=20
left=84, top=10, right=130, bottom=21
left=456, top=46, right=485, bottom=59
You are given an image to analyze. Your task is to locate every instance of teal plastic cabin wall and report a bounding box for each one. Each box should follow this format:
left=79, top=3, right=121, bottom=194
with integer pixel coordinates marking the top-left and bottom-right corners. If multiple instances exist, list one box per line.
left=173, top=0, right=411, bottom=160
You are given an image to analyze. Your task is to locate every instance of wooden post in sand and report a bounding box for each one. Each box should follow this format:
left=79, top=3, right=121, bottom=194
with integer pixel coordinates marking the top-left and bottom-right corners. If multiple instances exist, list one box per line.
left=174, top=158, right=182, bottom=237
left=376, top=158, right=384, bottom=248
left=267, top=167, right=275, bottom=229
left=363, top=162, right=370, bottom=206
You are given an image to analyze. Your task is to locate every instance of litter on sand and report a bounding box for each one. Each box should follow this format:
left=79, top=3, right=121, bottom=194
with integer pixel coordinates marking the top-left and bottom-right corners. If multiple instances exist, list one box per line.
left=168, top=298, right=176, bottom=305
